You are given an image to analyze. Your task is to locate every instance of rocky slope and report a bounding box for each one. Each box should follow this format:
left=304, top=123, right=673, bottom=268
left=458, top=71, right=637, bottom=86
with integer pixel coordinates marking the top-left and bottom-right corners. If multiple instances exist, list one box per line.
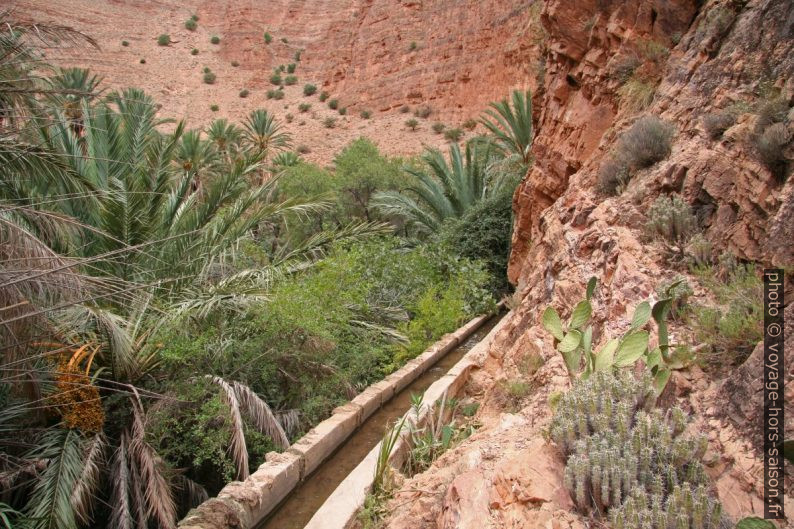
left=10, top=0, right=539, bottom=163
left=379, top=0, right=794, bottom=527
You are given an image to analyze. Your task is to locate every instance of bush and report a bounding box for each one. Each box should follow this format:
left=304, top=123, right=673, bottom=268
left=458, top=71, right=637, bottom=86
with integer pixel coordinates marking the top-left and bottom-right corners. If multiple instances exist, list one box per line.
left=121, top=40, right=129, bottom=47
left=210, top=104, right=219, bottom=111
left=611, top=54, right=641, bottom=83
left=689, top=263, right=763, bottom=367
left=203, top=66, right=211, bottom=73
left=444, top=128, right=464, bottom=142
left=239, top=89, right=249, bottom=98
left=617, top=116, right=674, bottom=170
left=431, top=122, right=445, bottom=134
left=284, top=75, right=298, bottom=86
left=281, top=37, right=288, bottom=43
left=270, top=73, right=283, bottom=85
left=754, top=122, right=791, bottom=180
left=297, top=144, right=310, bottom=154
left=360, top=110, right=371, bottom=119
left=191, top=48, right=199, bottom=56
left=439, top=181, right=517, bottom=293
left=203, top=71, right=216, bottom=84
left=414, top=106, right=432, bottom=118
left=191, top=14, right=199, bottom=21
left=617, top=75, right=656, bottom=111
left=185, top=19, right=197, bottom=31
left=406, top=118, right=419, bottom=131
left=285, top=113, right=294, bottom=123
left=328, top=98, right=339, bottom=110
left=231, top=60, right=239, bottom=67
left=266, top=89, right=284, bottom=100
left=323, top=117, right=337, bottom=128
left=597, top=158, right=630, bottom=195
left=319, top=91, right=330, bottom=102
left=399, top=105, right=410, bottom=114
left=338, top=107, right=347, bottom=116
left=294, top=50, right=302, bottom=61
left=287, top=63, right=296, bottom=73
left=702, top=109, right=738, bottom=139
left=298, top=102, right=311, bottom=113
left=139, top=58, right=146, bottom=64
left=157, top=34, right=171, bottom=46
left=303, top=84, right=317, bottom=96
left=210, top=35, right=220, bottom=44
left=264, top=32, right=272, bottom=44
left=463, top=119, right=477, bottom=130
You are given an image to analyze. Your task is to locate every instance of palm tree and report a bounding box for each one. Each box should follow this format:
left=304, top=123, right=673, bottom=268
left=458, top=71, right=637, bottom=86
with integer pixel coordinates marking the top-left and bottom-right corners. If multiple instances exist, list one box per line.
left=206, top=118, right=242, bottom=162
left=479, top=88, right=533, bottom=167
left=373, top=141, right=509, bottom=235
left=241, top=109, right=291, bottom=157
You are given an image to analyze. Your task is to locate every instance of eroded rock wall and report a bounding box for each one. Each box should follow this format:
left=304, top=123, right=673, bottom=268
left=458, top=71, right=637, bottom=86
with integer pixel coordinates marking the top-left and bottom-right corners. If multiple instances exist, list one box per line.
left=381, top=0, right=794, bottom=527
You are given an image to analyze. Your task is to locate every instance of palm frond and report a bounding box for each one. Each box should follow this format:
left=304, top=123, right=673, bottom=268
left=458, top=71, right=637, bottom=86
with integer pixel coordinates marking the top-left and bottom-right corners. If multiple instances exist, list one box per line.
left=69, top=433, right=104, bottom=525
left=109, top=436, right=132, bottom=529
left=232, top=381, right=290, bottom=450
left=206, top=376, right=249, bottom=479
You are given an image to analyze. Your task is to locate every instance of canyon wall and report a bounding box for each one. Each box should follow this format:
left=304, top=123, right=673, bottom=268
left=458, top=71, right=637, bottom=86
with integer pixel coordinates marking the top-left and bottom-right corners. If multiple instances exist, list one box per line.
left=380, top=0, right=794, bottom=527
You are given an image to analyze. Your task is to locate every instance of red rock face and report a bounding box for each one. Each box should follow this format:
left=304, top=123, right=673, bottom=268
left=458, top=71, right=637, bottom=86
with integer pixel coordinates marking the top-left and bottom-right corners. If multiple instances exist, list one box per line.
left=204, top=0, right=539, bottom=118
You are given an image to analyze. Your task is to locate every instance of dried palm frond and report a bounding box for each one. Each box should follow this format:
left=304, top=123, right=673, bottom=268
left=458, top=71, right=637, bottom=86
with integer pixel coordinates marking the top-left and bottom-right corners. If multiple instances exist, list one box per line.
left=128, top=396, right=176, bottom=529
left=69, top=432, right=104, bottom=524
left=173, top=473, right=208, bottom=508
left=109, top=436, right=132, bottom=529
left=231, top=381, right=289, bottom=450
left=275, top=409, right=300, bottom=438
left=206, top=376, right=249, bottom=479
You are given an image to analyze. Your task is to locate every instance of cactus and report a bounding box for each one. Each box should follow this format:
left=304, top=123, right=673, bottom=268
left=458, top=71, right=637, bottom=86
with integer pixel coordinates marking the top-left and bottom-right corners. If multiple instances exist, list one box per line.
left=551, top=371, right=723, bottom=528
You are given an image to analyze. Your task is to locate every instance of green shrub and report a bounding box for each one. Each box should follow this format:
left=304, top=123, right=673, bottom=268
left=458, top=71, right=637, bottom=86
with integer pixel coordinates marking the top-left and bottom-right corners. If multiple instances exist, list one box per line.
left=414, top=106, right=432, bottom=118
left=281, top=37, right=288, bottom=44
left=409, top=41, right=418, bottom=51
left=294, top=50, right=302, bottom=61
left=462, top=119, right=477, bottom=131
left=121, top=40, right=129, bottom=47
left=264, top=32, right=273, bottom=44
left=270, top=73, right=283, bottom=85
left=231, top=60, right=239, bottom=67
left=297, top=144, right=310, bottom=154
left=139, top=58, right=146, bottom=64
left=203, top=71, right=216, bottom=84
left=338, top=107, right=347, bottom=116
left=157, top=34, right=171, bottom=46
left=597, top=158, right=630, bottom=195
left=284, top=75, right=298, bottom=86
left=406, top=118, right=419, bottom=131
left=439, top=182, right=517, bottom=293
left=328, top=98, right=339, bottom=110
left=399, top=105, right=410, bottom=114
left=203, top=66, right=211, bottom=73
left=278, top=64, right=286, bottom=72
left=323, top=117, right=337, bottom=128
left=298, top=102, right=311, bottom=113
left=617, top=75, right=656, bottom=111
left=611, top=54, right=641, bottom=83
left=360, top=110, right=371, bottom=119
left=185, top=19, right=197, bottom=31
left=265, top=89, right=284, bottom=100
left=210, top=104, right=219, bottom=111
left=319, top=91, right=330, bottom=102
left=285, top=113, right=294, bottom=123
left=239, top=89, right=249, bottom=98
left=287, top=63, right=296, bottom=73
left=620, top=116, right=674, bottom=168
left=636, top=38, right=669, bottom=63
left=444, top=128, right=464, bottom=142
left=689, top=263, right=763, bottom=367
left=210, top=35, right=220, bottom=44
left=191, top=14, right=199, bottom=21
left=303, top=84, right=317, bottom=96
left=191, top=48, right=199, bottom=56
left=431, top=122, right=445, bottom=134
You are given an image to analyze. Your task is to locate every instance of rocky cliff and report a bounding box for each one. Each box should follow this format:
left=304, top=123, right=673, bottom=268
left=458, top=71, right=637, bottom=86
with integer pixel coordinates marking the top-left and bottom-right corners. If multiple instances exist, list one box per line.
left=379, top=0, right=794, bottom=527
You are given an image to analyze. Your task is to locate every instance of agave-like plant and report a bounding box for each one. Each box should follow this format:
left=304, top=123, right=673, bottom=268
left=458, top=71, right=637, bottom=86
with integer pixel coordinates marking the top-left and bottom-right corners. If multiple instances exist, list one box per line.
left=479, top=88, right=534, bottom=167
left=372, top=141, right=506, bottom=235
